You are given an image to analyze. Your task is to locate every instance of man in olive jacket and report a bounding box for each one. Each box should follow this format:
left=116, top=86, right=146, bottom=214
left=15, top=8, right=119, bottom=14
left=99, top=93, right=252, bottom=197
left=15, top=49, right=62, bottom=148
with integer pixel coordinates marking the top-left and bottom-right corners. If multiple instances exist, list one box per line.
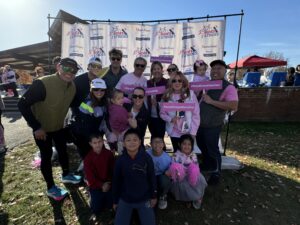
left=18, top=58, right=81, bottom=201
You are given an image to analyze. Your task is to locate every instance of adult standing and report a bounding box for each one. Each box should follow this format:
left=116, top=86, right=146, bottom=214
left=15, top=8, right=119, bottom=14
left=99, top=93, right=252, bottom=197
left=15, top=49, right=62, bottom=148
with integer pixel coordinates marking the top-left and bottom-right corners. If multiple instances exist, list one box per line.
left=196, top=60, right=238, bottom=185
left=71, top=57, right=102, bottom=109
left=147, top=61, right=168, bottom=138
left=2, top=65, right=18, bottom=97
left=18, top=58, right=81, bottom=200
left=160, top=72, right=200, bottom=152
left=166, top=64, right=179, bottom=80
left=115, top=57, right=147, bottom=96
left=102, top=48, right=128, bottom=97
left=124, top=87, right=149, bottom=143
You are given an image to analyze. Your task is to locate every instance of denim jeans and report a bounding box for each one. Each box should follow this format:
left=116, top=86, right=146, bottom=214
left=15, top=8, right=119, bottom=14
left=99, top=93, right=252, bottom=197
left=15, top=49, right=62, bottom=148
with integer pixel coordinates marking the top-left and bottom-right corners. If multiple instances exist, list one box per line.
left=115, top=199, right=156, bottom=225
left=89, top=189, right=113, bottom=214
left=196, top=126, right=222, bottom=175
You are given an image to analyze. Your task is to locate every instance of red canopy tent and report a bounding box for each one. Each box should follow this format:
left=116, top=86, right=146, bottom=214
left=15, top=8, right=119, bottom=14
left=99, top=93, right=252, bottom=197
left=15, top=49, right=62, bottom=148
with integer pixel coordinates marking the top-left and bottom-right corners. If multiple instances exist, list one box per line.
left=228, top=55, right=287, bottom=69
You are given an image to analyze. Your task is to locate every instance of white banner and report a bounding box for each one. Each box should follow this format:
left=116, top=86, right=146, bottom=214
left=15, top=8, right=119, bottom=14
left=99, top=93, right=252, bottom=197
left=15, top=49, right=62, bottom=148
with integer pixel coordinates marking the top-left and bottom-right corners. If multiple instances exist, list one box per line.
left=61, top=20, right=225, bottom=76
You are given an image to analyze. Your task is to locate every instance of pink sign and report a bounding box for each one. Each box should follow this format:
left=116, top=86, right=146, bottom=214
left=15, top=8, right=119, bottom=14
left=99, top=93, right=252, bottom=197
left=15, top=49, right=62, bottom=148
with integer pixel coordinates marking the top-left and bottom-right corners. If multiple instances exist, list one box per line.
left=145, top=86, right=166, bottom=96
left=150, top=56, right=173, bottom=64
left=161, top=102, right=195, bottom=112
left=189, top=80, right=222, bottom=91
left=120, top=84, right=136, bottom=93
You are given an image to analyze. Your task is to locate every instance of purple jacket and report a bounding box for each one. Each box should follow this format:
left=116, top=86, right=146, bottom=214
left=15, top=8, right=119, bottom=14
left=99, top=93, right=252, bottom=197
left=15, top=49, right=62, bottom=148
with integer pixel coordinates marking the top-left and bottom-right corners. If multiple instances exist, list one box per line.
left=108, top=104, right=129, bottom=133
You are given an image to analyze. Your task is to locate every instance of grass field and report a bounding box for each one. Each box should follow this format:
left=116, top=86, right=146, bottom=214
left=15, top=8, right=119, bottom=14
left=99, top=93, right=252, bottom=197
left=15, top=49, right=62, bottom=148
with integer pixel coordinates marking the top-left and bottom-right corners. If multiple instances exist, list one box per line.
left=0, top=122, right=299, bottom=225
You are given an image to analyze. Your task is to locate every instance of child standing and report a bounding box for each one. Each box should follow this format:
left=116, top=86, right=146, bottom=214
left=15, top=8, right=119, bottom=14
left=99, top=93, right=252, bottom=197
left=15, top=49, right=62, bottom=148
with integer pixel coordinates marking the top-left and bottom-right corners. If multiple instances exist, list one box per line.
left=147, top=136, right=172, bottom=210
left=84, top=133, right=115, bottom=215
left=113, top=129, right=157, bottom=225
left=107, top=89, right=130, bottom=154
left=168, top=134, right=207, bottom=209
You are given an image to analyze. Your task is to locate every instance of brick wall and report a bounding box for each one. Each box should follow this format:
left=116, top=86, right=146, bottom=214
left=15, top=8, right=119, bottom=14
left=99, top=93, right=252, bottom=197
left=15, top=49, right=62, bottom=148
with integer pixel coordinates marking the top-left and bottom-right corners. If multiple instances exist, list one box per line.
left=232, top=87, right=300, bottom=122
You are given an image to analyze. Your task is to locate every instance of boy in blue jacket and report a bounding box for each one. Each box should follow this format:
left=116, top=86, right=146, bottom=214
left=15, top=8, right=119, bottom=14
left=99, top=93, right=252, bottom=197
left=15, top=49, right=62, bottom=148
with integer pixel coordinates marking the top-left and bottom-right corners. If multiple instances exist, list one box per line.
left=113, top=128, right=157, bottom=225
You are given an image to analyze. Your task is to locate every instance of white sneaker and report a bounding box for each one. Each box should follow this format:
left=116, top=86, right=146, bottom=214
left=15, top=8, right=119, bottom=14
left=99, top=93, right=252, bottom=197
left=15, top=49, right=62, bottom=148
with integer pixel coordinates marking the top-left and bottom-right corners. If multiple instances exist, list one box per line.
left=158, top=195, right=168, bottom=210
left=192, top=199, right=202, bottom=209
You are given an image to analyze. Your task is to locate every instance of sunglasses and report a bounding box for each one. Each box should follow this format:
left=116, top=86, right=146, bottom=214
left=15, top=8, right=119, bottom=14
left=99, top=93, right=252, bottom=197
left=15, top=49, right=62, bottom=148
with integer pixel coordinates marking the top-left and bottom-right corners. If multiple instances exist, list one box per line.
left=167, top=68, right=177, bottom=72
left=92, top=88, right=105, bottom=92
left=61, top=65, right=78, bottom=74
left=90, top=64, right=102, bottom=69
left=111, top=57, right=121, bottom=61
left=132, top=94, right=144, bottom=99
left=135, top=64, right=146, bottom=69
left=172, top=79, right=182, bottom=83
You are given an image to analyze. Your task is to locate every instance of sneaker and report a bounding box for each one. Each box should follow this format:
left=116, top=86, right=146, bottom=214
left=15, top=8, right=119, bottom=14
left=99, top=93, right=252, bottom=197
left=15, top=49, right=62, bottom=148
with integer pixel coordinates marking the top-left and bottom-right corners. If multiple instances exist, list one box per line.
left=0, top=146, right=7, bottom=155
left=192, top=199, right=202, bottom=210
left=61, top=174, right=82, bottom=184
left=158, top=195, right=168, bottom=209
left=47, top=185, right=68, bottom=201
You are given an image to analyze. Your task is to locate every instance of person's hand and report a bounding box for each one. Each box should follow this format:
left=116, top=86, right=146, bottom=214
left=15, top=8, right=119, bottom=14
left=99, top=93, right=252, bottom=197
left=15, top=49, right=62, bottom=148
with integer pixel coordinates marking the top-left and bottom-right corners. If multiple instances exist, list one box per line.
left=171, top=116, right=179, bottom=124
left=113, top=204, right=118, bottom=211
left=102, top=182, right=111, bottom=192
left=150, top=198, right=157, bottom=208
left=34, top=129, right=47, bottom=140
left=165, top=170, right=171, bottom=177
left=128, top=118, right=137, bottom=128
left=202, top=91, right=214, bottom=105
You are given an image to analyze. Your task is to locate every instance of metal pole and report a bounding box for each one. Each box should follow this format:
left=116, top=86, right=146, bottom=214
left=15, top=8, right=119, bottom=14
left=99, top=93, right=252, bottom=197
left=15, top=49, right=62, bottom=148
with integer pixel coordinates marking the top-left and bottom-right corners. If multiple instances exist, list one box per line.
left=224, top=9, right=244, bottom=156
left=48, top=14, right=51, bottom=73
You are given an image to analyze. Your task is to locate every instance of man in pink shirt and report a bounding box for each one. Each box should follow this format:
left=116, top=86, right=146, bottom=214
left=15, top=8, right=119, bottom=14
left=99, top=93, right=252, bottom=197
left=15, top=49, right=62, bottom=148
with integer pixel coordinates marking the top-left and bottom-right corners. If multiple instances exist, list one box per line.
left=115, top=57, right=148, bottom=96
left=196, top=60, right=238, bottom=185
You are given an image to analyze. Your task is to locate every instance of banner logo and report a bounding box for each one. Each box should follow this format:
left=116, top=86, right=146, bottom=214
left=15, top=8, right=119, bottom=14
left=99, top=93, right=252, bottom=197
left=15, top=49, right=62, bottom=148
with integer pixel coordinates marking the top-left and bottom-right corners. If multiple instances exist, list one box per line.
left=67, top=27, right=84, bottom=38
left=180, top=46, right=198, bottom=57
left=110, top=26, right=128, bottom=39
left=133, top=47, right=151, bottom=57
left=199, top=25, right=219, bottom=38
left=155, top=27, right=176, bottom=39
left=89, top=47, right=106, bottom=57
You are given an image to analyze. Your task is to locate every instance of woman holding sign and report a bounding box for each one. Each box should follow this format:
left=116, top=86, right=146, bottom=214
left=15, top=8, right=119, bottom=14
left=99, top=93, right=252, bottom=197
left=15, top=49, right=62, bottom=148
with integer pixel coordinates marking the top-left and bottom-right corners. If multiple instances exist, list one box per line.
left=147, top=61, right=168, bottom=139
left=160, top=72, right=200, bottom=152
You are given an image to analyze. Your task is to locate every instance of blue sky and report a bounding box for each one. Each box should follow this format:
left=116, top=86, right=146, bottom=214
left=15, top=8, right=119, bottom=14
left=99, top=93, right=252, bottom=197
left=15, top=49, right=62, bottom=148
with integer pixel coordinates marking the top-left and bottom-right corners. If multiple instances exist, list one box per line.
left=1, top=0, right=299, bottom=66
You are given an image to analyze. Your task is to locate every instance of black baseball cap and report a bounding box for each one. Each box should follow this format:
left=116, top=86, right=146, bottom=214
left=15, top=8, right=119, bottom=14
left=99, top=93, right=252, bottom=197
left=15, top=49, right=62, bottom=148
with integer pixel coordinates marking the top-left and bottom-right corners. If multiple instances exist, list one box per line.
left=59, top=58, right=79, bottom=69
left=210, top=60, right=228, bottom=68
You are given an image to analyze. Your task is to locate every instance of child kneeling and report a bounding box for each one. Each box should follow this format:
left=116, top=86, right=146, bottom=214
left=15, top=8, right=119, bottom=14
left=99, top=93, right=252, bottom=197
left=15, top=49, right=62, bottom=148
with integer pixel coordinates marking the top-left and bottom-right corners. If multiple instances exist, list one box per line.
left=84, top=133, right=115, bottom=215
left=168, top=134, right=207, bottom=209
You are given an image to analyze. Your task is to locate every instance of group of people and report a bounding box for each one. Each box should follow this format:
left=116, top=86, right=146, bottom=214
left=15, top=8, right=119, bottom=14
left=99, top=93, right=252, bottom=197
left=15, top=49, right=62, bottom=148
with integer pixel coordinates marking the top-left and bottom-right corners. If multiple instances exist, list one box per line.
left=18, top=48, right=238, bottom=224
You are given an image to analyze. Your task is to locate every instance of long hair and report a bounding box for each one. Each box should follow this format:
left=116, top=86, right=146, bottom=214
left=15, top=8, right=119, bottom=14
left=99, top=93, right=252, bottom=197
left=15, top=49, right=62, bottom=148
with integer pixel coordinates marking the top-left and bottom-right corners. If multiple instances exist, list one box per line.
left=162, top=71, right=190, bottom=102
left=89, top=89, right=107, bottom=108
left=149, top=61, right=163, bottom=83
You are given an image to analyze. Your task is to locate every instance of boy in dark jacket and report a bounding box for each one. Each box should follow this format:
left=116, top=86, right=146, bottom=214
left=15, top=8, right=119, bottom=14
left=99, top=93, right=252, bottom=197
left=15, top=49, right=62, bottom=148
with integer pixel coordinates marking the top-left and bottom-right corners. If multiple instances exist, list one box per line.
left=113, top=128, right=157, bottom=225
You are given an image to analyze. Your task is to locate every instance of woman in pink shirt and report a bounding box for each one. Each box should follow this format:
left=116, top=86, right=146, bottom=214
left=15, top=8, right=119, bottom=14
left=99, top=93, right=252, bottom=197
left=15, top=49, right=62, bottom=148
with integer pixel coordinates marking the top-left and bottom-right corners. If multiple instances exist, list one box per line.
left=160, top=72, right=200, bottom=152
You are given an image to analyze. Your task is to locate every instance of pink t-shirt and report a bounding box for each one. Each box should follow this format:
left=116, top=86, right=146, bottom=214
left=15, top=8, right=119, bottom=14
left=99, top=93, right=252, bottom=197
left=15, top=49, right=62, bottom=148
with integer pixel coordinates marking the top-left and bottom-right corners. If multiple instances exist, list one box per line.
left=115, top=72, right=147, bottom=94
left=219, top=85, right=238, bottom=101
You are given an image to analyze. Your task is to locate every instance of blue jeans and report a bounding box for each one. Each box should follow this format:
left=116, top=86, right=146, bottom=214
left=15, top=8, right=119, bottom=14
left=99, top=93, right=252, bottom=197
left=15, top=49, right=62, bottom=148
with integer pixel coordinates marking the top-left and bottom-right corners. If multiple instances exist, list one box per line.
left=115, top=199, right=156, bottom=225
left=89, top=189, right=113, bottom=214
left=196, top=126, right=222, bottom=175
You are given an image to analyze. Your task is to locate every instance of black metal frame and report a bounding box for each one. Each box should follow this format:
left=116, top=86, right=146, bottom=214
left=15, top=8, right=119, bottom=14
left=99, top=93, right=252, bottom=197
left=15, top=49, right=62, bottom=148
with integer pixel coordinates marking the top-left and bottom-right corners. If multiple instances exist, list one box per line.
left=47, top=10, right=245, bottom=155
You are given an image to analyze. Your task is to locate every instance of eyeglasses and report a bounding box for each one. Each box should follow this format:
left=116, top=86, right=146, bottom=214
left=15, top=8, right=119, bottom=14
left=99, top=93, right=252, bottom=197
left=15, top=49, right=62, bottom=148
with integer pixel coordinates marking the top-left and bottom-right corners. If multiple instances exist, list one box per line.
left=135, top=64, right=146, bottom=69
left=111, top=57, right=121, bottom=61
left=90, top=64, right=102, bottom=69
left=92, top=88, right=105, bottom=92
left=61, top=65, right=78, bottom=74
left=132, top=94, right=144, bottom=99
left=172, top=79, right=182, bottom=83
left=167, top=68, right=177, bottom=72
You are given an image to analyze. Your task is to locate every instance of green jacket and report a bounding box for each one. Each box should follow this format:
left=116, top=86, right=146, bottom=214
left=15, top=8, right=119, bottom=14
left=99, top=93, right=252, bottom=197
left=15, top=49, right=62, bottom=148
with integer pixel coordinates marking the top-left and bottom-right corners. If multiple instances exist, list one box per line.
left=31, top=74, right=75, bottom=132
